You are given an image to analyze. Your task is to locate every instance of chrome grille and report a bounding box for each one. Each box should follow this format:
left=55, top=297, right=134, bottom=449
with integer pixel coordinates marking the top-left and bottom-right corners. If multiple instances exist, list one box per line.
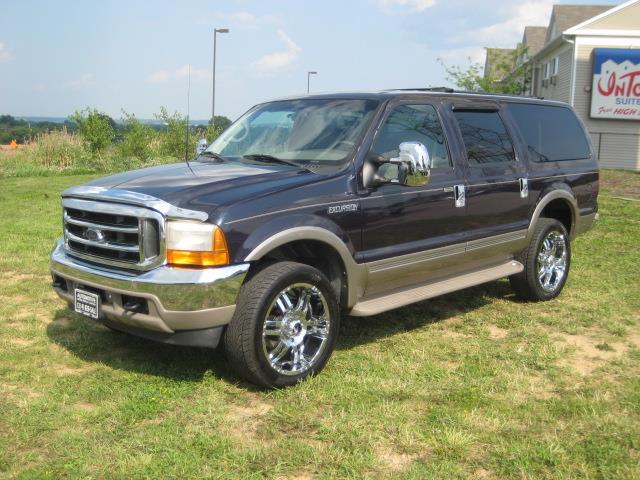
left=62, top=198, right=165, bottom=271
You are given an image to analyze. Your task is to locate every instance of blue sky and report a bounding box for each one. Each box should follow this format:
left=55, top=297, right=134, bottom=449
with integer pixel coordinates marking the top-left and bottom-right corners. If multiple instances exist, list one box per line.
left=0, top=0, right=616, bottom=120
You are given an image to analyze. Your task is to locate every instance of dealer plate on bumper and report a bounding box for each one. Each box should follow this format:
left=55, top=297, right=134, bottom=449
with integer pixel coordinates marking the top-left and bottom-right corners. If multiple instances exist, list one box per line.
left=74, top=288, right=101, bottom=319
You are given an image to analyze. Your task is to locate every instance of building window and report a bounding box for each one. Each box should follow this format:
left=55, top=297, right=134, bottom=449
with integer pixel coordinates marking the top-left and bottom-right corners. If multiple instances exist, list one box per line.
left=543, top=62, right=550, bottom=80
left=551, top=56, right=559, bottom=77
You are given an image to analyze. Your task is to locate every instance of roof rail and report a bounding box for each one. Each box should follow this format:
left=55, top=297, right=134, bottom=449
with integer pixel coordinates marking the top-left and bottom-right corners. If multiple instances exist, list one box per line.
left=385, top=87, right=545, bottom=100
left=391, top=87, right=455, bottom=93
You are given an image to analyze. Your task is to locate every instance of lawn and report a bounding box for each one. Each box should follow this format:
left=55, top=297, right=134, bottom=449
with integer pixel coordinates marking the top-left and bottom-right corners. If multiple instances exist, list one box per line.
left=0, top=171, right=639, bottom=479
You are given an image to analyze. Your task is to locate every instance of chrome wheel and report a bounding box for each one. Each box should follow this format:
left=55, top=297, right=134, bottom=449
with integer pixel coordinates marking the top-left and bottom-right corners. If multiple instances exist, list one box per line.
left=261, top=283, right=331, bottom=376
left=536, top=230, right=568, bottom=293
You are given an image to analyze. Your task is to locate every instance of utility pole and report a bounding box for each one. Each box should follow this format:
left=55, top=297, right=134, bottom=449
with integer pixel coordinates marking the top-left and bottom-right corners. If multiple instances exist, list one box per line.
left=212, top=27, right=230, bottom=128
left=307, top=71, right=317, bottom=94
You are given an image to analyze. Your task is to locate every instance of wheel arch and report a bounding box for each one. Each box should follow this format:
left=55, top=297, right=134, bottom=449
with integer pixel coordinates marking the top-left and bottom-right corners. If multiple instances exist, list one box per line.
left=528, top=188, right=579, bottom=240
left=244, top=227, right=366, bottom=308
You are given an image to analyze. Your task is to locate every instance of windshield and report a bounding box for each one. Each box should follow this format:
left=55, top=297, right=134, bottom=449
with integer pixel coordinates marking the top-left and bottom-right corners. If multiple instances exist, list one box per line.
left=205, top=98, right=380, bottom=173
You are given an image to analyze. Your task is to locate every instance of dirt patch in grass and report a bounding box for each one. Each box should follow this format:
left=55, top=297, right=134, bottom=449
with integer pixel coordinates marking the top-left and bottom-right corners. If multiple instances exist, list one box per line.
left=55, top=364, right=93, bottom=376
left=556, top=331, right=636, bottom=375
left=374, top=444, right=419, bottom=472
left=275, top=473, right=316, bottom=480
left=487, top=324, right=508, bottom=339
left=472, top=468, right=495, bottom=479
left=7, top=337, right=35, bottom=347
left=225, top=394, right=273, bottom=444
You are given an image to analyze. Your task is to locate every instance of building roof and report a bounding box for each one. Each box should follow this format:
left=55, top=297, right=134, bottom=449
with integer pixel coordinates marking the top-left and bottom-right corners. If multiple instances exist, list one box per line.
left=522, top=26, right=548, bottom=57
left=484, top=48, right=515, bottom=80
left=545, top=4, right=614, bottom=43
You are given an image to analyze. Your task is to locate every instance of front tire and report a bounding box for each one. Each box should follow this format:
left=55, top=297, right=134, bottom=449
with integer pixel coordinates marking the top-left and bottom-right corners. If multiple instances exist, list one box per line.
left=510, top=218, right=571, bottom=301
left=223, top=261, right=340, bottom=388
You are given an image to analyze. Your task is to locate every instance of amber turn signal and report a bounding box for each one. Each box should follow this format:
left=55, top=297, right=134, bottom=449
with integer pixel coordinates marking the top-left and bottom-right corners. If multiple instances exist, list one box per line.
left=165, top=222, right=229, bottom=267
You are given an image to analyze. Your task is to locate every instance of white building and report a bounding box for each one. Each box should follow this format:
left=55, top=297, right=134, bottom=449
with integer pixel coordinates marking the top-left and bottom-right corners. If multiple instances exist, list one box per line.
left=489, top=1, right=640, bottom=170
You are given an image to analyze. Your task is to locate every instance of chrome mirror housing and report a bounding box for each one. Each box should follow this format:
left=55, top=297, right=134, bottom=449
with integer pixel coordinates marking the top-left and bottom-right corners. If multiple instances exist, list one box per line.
left=196, top=138, right=209, bottom=156
left=389, top=142, right=431, bottom=177
left=364, top=142, right=432, bottom=188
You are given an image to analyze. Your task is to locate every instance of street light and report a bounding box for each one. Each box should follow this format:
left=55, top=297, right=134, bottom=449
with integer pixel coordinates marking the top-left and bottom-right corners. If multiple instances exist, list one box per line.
left=211, top=27, right=230, bottom=128
left=307, top=71, right=317, bottom=94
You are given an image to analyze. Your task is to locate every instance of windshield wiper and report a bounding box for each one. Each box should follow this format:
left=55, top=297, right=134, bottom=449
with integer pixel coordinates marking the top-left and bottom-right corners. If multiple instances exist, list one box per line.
left=242, top=154, right=303, bottom=169
left=196, top=151, right=227, bottom=163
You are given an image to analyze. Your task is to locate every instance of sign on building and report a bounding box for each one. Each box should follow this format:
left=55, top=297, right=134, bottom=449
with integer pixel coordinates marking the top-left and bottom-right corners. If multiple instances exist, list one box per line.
left=591, top=48, right=640, bottom=120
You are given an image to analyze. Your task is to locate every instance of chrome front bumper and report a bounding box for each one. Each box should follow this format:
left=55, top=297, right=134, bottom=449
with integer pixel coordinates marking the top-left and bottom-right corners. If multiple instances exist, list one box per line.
left=50, top=239, right=249, bottom=339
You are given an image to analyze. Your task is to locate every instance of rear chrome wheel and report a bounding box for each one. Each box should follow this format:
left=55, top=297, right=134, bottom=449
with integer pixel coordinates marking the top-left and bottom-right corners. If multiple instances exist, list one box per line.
left=510, top=218, right=571, bottom=301
left=536, top=230, right=568, bottom=293
left=223, top=261, right=339, bottom=388
left=262, top=283, right=331, bottom=376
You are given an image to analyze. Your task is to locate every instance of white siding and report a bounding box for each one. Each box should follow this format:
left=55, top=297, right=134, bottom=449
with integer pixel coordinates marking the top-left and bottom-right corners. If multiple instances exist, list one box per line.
left=599, top=134, right=640, bottom=170
left=537, top=45, right=573, bottom=103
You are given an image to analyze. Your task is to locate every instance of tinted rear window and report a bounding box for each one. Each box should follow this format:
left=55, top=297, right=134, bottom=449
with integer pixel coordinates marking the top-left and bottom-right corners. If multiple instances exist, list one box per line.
left=453, top=111, right=515, bottom=165
left=508, top=104, right=591, bottom=162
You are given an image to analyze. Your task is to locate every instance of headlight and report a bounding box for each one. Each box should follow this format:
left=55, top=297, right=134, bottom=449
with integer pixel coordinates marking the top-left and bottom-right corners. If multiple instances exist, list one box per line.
left=165, top=221, right=229, bottom=267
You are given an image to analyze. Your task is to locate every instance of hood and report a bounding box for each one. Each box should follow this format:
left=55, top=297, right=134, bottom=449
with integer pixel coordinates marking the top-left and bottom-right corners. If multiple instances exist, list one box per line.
left=81, top=160, right=321, bottom=212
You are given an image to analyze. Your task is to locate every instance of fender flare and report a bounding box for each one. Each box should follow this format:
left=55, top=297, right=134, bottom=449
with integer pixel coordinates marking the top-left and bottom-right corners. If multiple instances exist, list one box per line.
left=244, top=226, right=366, bottom=308
left=527, top=188, right=579, bottom=240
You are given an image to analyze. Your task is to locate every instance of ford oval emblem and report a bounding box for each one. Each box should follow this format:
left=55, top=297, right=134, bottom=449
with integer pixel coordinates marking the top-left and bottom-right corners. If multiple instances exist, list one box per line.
left=85, top=228, right=106, bottom=243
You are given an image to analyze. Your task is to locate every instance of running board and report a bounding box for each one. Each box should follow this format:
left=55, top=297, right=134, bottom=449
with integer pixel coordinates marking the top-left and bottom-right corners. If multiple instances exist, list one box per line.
left=349, top=260, right=523, bottom=317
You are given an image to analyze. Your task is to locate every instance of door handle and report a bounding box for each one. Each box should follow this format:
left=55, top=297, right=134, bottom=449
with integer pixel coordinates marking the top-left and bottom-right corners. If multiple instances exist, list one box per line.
left=454, top=185, right=465, bottom=208
left=519, top=178, right=529, bottom=198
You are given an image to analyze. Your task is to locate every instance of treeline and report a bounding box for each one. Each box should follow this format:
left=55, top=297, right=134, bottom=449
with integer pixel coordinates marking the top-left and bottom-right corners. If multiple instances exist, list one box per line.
left=0, top=108, right=233, bottom=178
left=0, top=110, right=232, bottom=148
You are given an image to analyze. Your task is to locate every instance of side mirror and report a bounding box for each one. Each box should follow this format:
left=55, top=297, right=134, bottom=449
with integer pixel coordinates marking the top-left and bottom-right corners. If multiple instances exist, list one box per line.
left=389, top=142, right=432, bottom=177
left=196, top=138, right=208, bottom=156
left=363, top=142, right=432, bottom=188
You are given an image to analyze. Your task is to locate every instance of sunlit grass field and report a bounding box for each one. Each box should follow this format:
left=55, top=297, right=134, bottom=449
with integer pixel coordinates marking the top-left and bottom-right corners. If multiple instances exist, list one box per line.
left=0, top=171, right=638, bottom=479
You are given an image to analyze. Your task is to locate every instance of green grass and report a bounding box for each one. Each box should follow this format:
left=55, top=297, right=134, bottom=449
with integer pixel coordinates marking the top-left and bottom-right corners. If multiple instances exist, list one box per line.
left=0, top=171, right=639, bottom=479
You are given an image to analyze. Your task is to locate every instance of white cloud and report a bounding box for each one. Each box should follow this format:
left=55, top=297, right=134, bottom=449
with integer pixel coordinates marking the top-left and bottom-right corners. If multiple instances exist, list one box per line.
left=373, top=0, right=436, bottom=15
left=146, top=65, right=210, bottom=84
left=200, top=11, right=280, bottom=30
left=253, top=30, right=301, bottom=72
left=64, top=73, right=94, bottom=89
left=438, top=46, right=486, bottom=66
left=437, top=0, right=554, bottom=70
left=146, top=70, right=171, bottom=83
left=472, top=0, right=553, bottom=46
left=0, top=42, right=14, bottom=62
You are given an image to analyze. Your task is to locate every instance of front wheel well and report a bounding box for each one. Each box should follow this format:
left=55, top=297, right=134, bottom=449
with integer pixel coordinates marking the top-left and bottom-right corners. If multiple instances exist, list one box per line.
left=247, top=240, right=348, bottom=308
left=540, top=198, right=574, bottom=234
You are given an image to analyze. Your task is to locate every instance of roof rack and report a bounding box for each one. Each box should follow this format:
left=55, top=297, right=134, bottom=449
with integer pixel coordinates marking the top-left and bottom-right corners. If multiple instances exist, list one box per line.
left=385, top=87, right=545, bottom=100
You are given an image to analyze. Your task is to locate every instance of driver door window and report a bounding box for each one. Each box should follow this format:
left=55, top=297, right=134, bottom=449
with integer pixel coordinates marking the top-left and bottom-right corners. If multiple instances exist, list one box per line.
left=372, top=104, right=451, bottom=169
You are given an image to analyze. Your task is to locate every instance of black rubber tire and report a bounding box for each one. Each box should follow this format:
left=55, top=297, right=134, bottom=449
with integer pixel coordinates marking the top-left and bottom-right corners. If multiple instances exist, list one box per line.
left=510, top=218, right=571, bottom=301
left=222, top=261, right=340, bottom=388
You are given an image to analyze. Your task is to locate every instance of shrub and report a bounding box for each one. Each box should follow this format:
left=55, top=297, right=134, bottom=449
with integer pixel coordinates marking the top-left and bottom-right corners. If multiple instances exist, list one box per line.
left=154, top=107, right=188, bottom=159
left=70, top=108, right=115, bottom=153
left=118, top=111, right=156, bottom=161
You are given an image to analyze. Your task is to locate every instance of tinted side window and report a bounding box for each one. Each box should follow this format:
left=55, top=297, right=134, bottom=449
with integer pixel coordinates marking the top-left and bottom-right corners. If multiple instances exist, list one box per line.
left=508, top=103, right=590, bottom=162
left=372, top=104, right=451, bottom=168
left=453, top=111, right=515, bottom=164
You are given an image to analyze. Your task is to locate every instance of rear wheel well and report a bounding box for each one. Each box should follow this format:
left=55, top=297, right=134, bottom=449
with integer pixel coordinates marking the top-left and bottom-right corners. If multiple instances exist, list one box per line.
left=540, top=199, right=573, bottom=234
left=248, top=240, right=348, bottom=308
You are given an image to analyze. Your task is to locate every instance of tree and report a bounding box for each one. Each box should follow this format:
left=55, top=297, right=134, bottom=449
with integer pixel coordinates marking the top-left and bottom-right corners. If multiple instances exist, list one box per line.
left=154, top=107, right=188, bottom=159
left=118, top=111, right=156, bottom=161
left=70, top=108, right=115, bottom=153
left=438, top=45, right=531, bottom=95
left=209, top=115, right=232, bottom=132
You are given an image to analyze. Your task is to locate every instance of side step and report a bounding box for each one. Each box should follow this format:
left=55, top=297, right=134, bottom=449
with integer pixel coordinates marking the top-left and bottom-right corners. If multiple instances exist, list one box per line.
left=349, top=260, right=523, bottom=317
